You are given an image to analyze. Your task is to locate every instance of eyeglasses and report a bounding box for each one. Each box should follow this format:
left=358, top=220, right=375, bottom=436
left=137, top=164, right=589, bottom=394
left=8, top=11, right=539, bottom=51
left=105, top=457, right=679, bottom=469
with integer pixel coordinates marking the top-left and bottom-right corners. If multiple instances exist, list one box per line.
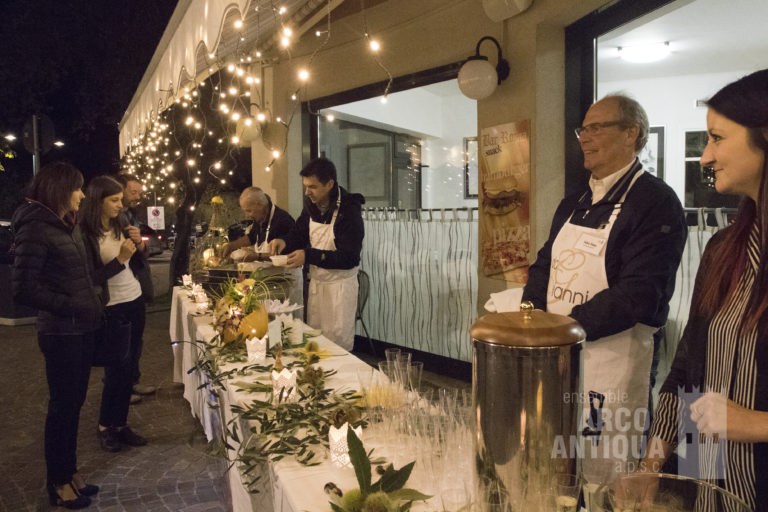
left=574, top=121, right=626, bottom=139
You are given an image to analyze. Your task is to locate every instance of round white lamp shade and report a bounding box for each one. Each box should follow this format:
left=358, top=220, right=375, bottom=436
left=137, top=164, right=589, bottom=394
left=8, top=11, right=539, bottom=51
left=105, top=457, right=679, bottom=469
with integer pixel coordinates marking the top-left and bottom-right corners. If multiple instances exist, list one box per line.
left=235, top=117, right=261, bottom=146
left=458, top=58, right=498, bottom=100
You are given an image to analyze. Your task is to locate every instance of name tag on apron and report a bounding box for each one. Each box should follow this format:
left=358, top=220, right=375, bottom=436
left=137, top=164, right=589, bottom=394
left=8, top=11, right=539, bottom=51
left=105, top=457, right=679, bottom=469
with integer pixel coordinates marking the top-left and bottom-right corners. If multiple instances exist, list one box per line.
left=575, top=232, right=607, bottom=256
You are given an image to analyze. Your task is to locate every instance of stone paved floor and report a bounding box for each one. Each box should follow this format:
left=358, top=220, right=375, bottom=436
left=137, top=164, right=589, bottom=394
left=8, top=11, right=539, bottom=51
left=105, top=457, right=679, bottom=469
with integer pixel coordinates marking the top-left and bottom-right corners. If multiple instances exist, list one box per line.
left=0, top=310, right=230, bottom=512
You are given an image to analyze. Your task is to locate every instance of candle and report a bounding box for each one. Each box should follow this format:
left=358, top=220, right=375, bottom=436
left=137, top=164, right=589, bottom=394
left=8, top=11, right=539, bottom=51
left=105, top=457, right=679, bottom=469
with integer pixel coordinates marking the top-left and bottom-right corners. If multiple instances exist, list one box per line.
left=328, top=422, right=363, bottom=468
left=246, top=335, right=267, bottom=363
left=271, top=368, right=298, bottom=403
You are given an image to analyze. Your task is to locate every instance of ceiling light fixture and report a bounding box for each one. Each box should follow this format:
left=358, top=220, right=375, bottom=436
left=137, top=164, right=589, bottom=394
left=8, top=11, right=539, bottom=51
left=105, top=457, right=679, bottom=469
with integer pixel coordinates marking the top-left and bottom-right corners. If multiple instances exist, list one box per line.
left=618, top=41, right=671, bottom=63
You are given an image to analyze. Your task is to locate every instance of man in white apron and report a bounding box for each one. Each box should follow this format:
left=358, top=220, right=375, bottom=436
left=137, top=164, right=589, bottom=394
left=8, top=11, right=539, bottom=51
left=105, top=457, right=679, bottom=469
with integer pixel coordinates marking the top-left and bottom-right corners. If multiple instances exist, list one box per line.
left=269, top=158, right=365, bottom=351
left=522, top=95, right=686, bottom=482
left=222, top=187, right=294, bottom=259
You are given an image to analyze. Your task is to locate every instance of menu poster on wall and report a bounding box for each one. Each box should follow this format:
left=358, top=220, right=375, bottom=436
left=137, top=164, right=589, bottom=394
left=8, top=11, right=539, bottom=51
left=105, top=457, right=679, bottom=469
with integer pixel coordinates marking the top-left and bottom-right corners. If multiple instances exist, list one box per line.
left=479, top=119, right=531, bottom=281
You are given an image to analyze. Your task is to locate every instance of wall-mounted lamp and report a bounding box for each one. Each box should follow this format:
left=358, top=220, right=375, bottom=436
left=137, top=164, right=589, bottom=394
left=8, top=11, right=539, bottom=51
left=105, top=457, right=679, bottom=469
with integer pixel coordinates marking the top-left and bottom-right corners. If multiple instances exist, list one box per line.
left=458, top=36, right=510, bottom=100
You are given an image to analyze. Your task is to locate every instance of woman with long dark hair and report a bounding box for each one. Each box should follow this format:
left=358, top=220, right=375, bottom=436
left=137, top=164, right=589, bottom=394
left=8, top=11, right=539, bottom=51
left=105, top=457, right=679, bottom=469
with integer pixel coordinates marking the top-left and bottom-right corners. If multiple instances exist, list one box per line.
left=11, top=162, right=103, bottom=508
left=639, top=69, right=768, bottom=509
left=79, top=175, right=147, bottom=452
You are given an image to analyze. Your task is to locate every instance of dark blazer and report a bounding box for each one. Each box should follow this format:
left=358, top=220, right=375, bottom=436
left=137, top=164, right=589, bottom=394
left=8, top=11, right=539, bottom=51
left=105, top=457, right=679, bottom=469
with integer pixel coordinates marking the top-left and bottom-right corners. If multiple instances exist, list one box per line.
left=660, top=228, right=768, bottom=510
left=522, top=163, right=687, bottom=340
left=80, top=228, right=135, bottom=306
left=11, top=200, right=102, bottom=334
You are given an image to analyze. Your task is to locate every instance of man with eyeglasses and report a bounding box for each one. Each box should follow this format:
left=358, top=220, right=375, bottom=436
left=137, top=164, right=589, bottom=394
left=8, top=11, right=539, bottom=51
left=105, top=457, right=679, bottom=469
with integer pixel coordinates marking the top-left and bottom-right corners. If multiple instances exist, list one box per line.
left=522, top=94, right=686, bottom=482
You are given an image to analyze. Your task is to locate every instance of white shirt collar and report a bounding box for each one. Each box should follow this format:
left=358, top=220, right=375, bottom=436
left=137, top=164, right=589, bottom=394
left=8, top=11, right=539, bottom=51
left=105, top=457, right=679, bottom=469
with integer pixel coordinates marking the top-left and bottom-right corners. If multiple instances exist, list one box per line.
left=588, top=160, right=636, bottom=204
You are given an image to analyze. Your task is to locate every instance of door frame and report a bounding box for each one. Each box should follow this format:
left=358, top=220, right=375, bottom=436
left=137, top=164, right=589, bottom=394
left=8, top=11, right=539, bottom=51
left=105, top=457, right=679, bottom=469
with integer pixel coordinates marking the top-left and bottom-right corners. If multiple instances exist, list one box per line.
left=564, top=0, right=677, bottom=195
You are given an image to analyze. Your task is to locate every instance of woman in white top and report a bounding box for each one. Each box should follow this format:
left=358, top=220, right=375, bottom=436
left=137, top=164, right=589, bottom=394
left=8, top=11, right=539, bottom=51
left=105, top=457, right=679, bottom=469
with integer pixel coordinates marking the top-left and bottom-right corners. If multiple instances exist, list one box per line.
left=79, top=176, right=148, bottom=452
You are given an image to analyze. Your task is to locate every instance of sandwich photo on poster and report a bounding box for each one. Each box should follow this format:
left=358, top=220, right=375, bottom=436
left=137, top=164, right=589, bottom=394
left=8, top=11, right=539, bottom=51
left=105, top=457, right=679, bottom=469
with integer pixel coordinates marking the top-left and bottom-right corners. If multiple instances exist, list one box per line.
left=479, top=120, right=531, bottom=280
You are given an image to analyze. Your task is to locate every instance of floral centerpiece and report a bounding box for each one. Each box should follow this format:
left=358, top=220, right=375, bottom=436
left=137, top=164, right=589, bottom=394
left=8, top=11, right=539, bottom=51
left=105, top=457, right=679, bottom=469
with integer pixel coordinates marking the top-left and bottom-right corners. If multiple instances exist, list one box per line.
left=211, top=272, right=274, bottom=346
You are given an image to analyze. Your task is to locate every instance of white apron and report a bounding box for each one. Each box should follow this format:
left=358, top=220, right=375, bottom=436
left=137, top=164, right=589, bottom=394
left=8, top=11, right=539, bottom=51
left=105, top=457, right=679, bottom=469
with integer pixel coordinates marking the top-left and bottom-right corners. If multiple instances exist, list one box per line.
left=546, top=168, right=654, bottom=481
left=249, top=203, right=276, bottom=253
left=306, top=196, right=358, bottom=351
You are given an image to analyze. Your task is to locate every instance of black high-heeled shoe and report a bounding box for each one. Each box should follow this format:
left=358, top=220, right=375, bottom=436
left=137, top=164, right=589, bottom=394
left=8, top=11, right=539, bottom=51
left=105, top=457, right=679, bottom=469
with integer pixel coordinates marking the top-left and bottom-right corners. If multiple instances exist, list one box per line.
left=71, top=472, right=99, bottom=496
left=47, top=482, right=91, bottom=509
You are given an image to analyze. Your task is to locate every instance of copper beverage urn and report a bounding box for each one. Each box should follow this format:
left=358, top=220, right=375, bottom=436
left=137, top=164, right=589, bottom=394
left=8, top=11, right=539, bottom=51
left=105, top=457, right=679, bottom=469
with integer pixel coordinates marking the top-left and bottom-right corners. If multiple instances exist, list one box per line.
left=471, top=302, right=585, bottom=510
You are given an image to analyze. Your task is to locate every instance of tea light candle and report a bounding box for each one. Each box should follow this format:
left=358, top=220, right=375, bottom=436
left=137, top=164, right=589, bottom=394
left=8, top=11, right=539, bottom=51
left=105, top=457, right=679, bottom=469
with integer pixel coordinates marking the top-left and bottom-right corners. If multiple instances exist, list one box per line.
left=194, top=291, right=208, bottom=304
left=271, top=368, right=298, bottom=403
left=328, top=423, right=363, bottom=468
left=182, top=274, right=192, bottom=287
left=246, top=335, right=267, bottom=363
left=192, top=284, right=204, bottom=295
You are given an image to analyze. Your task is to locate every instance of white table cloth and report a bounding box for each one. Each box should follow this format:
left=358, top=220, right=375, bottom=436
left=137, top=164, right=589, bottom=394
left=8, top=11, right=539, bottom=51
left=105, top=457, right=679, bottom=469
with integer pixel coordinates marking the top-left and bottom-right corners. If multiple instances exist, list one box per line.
left=169, top=287, right=374, bottom=512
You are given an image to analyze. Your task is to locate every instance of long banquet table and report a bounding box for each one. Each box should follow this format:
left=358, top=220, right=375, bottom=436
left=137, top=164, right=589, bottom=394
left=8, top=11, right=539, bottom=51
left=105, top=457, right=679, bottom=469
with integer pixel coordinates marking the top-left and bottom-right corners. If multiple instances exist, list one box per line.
left=169, top=286, right=371, bottom=512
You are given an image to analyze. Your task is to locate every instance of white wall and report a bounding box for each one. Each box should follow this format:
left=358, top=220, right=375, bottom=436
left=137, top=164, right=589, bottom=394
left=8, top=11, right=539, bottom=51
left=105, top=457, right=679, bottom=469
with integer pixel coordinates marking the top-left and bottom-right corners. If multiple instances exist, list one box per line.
left=327, top=80, right=477, bottom=209
left=598, top=70, right=750, bottom=203
left=332, top=89, right=444, bottom=138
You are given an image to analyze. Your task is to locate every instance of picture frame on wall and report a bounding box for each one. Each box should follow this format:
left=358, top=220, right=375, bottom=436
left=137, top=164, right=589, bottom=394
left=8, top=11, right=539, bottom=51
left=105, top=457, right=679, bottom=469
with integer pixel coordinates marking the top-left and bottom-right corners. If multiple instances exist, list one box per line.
left=348, top=143, right=389, bottom=203
left=638, top=126, right=665, bottom=180
left=464, top=136, right=478, bottom=199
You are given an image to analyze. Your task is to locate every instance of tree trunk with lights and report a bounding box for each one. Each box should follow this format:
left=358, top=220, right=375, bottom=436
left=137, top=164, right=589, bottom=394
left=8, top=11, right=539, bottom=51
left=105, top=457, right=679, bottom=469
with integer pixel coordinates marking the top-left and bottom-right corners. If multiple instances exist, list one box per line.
left=169, top=196, right=196, bottom=291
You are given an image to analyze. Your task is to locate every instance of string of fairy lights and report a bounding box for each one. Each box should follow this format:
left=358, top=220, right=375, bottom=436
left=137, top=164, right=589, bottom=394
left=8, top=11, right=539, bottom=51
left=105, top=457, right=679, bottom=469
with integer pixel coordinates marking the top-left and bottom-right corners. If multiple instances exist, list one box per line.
left=120, top=0, right=394, bottom=213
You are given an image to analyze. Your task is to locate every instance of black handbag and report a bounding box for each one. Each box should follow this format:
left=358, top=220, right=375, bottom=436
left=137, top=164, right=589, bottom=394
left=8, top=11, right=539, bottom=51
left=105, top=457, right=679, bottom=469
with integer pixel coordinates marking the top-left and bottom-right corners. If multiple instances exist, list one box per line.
left=92, top=312, right=131, bottom=367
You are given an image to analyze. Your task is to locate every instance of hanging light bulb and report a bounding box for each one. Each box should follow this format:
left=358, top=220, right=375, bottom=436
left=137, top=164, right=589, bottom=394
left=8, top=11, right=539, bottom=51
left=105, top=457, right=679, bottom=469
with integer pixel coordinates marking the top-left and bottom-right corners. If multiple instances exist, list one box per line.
left=228, top=87, right=238, bottom=95
left=369, top=40, right=381, bottom=52
left=272, top=150, right=280, bottom=158
left=298, top=69, right=309, bottom=81
left=234, top=19, right=243, bottom=29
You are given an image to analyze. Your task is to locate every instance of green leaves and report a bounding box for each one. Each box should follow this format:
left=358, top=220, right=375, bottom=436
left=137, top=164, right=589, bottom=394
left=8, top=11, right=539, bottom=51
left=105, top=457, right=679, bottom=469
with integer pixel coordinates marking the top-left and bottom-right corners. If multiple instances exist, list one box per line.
left=340, top=428, right=432, bottom=512
left=347, top=427, right=371, bottom=494
left=371, top=462, right=414, bottom=494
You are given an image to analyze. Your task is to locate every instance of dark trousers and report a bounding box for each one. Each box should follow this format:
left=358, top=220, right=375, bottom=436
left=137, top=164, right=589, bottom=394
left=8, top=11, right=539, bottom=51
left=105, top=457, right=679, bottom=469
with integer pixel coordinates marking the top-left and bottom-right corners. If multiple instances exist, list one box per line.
left=38, top=331, right=95, bottom=486
left=99, top=296, right=145, bottom=428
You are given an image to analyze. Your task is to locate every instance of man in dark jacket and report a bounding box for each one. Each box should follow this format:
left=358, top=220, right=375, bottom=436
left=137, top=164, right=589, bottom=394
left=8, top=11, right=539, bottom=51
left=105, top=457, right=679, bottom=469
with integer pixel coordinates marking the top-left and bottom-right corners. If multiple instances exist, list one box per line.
left=522, top=94, right=686, bottom=481
left=116, top=174, right=155, bottom=402
left=269, top=158, right=364, bottom=351
left=221, top=187, right=294, bottom=259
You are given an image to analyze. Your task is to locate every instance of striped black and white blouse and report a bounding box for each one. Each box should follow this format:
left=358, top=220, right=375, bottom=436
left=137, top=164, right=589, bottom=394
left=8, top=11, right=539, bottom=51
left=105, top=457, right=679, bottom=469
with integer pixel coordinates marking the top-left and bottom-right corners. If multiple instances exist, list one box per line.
left=650, top=223, right=761, bottom=511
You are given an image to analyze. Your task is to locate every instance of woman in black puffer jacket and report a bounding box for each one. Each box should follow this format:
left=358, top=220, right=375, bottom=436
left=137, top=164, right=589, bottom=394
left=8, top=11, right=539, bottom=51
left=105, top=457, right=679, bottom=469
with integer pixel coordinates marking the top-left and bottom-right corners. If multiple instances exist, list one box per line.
left=11, top=162, right=121, bottom=509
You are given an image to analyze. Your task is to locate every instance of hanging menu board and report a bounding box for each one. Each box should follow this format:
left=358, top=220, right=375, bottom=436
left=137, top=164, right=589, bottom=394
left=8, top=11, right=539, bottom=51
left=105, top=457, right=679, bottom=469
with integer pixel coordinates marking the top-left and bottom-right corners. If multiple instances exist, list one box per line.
left=479, top=119, right=531, bottom=281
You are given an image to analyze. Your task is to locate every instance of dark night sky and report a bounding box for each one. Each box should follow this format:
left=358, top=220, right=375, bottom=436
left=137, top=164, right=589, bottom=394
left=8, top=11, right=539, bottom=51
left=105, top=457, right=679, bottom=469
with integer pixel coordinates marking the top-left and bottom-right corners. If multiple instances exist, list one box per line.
left=0, top=0, right=178, bottom=217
